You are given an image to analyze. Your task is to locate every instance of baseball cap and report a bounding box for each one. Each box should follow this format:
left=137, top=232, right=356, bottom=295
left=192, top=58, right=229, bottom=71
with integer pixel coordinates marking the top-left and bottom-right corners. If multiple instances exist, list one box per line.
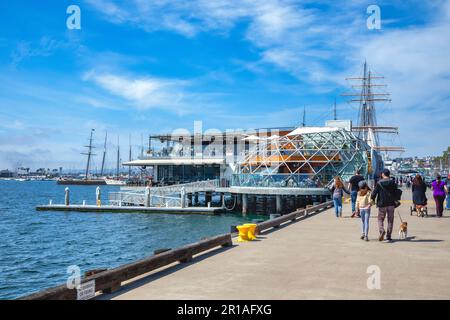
left=358, top=180, right=368, bottom=188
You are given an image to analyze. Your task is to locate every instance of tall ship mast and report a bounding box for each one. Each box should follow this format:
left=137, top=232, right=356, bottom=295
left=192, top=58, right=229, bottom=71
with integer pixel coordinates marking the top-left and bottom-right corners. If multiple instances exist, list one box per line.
left=100, top=131, right=107, bottom=176
left=103, top=135, right=127, bottom=186
left=116, top=136, right=120, bottom=178
left=342, top=61, right=405, bottom=177
left=343, top=61, right=405, bottom=150
left=57, top=129, right=106, bottom=185
left=81, top=129, right=96, bottom=180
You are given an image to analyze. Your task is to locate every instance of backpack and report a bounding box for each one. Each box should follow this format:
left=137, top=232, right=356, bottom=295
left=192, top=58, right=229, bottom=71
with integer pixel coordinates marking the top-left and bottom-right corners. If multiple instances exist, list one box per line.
left=379, top=182, right=402, bottom=208
left=393, top=188, right=403, bottom=201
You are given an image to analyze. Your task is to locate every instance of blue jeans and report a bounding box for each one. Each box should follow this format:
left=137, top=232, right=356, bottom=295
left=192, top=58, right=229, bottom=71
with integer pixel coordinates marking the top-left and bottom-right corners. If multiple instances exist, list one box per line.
left=360, top=208, right=371, bottom=236
left=446, top=194, right=450, bottom=210
left=351, top=191, right=358, bottom=212
left=333, top=197, right=342, bottom=217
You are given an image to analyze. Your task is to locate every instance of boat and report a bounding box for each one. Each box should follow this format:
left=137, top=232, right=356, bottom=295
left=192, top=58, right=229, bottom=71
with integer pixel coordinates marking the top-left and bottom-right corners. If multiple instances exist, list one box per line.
left=57, top=178, right=106, bottom=185
left=104, top=178, right=127, bottom=186
left=56, top=129, right=107, bottom=186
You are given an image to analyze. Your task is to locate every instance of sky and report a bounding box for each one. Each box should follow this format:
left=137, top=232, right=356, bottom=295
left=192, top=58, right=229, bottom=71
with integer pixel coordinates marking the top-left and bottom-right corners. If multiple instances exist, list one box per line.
left=0, top=0, right=449, bottom=171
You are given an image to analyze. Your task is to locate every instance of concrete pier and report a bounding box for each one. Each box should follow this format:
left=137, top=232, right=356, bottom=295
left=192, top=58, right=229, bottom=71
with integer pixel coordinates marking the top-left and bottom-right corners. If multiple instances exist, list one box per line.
left=100, top=190, right=450, bottom=300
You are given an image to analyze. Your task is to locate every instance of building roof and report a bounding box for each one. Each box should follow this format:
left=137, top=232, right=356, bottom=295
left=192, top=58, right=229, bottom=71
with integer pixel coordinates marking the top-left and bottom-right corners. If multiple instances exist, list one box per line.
left=287, top=126, right=341, bottom=136
left=149, top=127, right=295, bottom=142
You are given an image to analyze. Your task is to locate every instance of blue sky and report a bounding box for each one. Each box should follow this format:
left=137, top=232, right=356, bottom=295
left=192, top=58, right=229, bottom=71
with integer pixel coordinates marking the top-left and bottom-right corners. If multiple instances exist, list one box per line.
left=0, top=0, right=449, bottom=170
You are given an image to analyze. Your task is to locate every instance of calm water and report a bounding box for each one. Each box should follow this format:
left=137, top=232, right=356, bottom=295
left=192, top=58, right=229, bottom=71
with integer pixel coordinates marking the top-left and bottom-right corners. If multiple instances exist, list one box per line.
left=0, top=180, right=263, bottom=299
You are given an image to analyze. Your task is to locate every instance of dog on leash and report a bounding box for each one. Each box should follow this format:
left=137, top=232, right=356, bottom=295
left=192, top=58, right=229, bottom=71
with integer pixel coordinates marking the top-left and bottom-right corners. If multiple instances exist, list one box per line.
left=399, top=221, right=408, bottom=239
left=397, top=211, right=408, bottom=240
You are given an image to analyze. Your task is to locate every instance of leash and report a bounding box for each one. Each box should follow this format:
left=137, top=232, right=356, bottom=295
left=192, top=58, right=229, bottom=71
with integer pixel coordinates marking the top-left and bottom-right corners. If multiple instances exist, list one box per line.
left=397, top=211, right=404, bottom=223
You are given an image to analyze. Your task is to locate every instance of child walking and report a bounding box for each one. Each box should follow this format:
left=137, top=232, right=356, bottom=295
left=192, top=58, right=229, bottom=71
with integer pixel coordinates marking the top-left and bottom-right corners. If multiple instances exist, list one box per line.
left=356, top=180, right=374, bottom=241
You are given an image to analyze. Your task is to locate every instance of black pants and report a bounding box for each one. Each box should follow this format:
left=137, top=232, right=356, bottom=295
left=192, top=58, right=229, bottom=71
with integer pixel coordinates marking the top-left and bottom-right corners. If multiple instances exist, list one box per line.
left=434, top=195, right=445, bottom=217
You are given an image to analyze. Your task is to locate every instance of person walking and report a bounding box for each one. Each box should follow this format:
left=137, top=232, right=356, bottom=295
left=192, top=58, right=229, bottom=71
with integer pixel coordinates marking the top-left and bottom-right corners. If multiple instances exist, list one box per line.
left=431, top=174, right=448, bottom=217
left=412, top=174, right=427, bottom=216
left=371, top=169, right=400, bottom=242
left=329, top=176, right=350, bottom=218
left=356, top=180, right=373, bottom=241
left=406, top=177, right=411, bottom=189
left=348, top=169, right=365, bottom=217
left=446, top=174, right=450, bottom=210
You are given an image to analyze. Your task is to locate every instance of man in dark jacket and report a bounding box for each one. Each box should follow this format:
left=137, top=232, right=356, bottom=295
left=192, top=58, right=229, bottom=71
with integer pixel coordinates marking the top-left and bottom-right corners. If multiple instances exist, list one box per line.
left=371, top=169, right=399, bottom=241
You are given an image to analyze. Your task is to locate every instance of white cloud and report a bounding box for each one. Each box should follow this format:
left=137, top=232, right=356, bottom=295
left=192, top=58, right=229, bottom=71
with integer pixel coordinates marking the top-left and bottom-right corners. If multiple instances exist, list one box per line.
left=11, top=37, right=64, bottom=66
left=83, top=70, right=209, bottom=113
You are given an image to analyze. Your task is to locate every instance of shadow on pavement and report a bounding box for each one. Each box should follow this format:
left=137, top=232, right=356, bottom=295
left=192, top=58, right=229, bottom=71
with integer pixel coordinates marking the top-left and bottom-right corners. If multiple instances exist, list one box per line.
left=95, top=244, right=235, bottom=300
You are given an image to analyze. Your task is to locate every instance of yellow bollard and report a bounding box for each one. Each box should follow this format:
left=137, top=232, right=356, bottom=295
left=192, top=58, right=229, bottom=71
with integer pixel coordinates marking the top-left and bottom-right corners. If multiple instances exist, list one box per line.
left=96, top=199, right=102, bottom=207
left=243, top=223, right=257, bottom=240
left=236, top=225, right=250, bottom=242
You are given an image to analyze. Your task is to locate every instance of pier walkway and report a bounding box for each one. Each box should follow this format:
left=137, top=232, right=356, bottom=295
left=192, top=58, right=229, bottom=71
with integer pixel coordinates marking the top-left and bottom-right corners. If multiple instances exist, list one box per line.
left=101, top=190, right=450, bottom=300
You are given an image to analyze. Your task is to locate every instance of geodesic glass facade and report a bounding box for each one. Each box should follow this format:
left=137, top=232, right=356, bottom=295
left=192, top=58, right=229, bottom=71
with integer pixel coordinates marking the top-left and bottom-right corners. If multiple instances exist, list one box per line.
left=232, top=127, right=372, bottom=188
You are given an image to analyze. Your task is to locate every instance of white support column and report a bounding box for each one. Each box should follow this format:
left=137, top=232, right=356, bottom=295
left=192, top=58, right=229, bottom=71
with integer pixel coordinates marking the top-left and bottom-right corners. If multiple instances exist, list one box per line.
left=180, top=187, right=186, bottom=208
left=65, top=187, right=70, bottom=206
left=145, top=186, right=151, bottom=207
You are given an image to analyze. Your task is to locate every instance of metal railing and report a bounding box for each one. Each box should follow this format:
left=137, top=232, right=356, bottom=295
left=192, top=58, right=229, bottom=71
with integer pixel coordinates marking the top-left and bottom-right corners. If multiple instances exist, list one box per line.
left=109, top=192, right=147, bottom=206
left=150, top=179, right=219, bottom=196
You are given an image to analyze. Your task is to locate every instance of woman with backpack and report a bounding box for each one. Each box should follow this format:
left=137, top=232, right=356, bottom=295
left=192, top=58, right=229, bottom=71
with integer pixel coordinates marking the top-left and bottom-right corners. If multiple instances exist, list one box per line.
left=329, top=176, right=350, bottom=218
left=431, top=174, right=448, bottom=217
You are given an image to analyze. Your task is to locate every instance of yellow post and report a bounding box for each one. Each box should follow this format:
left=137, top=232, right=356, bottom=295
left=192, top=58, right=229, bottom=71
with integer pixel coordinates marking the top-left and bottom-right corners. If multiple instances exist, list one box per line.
left=236, top=225, right=250, bottom=242
left=243, top=223, right=257, bottom=240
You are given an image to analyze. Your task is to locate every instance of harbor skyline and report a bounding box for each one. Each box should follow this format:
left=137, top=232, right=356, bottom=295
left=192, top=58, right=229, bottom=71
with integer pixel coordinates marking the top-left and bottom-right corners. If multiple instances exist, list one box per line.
left=1, top=0, right=450, bottom=169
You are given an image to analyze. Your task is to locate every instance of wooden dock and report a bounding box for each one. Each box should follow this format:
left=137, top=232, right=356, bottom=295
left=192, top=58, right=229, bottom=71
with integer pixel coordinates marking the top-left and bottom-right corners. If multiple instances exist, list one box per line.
left=36, top=204, right=224, bottom=215
left=99, top=191, right=450, bottom=300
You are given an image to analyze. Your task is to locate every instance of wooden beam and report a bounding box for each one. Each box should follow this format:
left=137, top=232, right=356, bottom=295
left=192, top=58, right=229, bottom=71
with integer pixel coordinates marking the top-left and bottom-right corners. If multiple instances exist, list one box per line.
left=256, top=201, right=333, bottom=234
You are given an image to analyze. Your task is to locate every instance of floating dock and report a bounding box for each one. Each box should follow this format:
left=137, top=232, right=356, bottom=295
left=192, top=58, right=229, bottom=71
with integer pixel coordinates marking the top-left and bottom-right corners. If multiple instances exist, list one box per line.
left=36, top=204, right=224, bottom=215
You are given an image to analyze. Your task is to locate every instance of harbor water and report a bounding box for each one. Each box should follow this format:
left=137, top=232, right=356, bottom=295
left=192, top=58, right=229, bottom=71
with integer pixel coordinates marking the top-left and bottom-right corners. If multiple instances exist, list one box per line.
left=0, top=180, right=265, bottom=299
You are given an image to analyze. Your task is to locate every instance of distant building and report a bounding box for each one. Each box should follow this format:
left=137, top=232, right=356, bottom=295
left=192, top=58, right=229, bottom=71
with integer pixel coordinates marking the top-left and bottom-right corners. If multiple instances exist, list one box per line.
left=0, top=170, right=15, bottom=178
left=17, top=167, right=30, bottom=175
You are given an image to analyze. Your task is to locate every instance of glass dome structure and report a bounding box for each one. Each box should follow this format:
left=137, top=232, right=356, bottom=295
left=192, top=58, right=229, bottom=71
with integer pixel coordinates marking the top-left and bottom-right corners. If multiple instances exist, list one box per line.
left=233, top=126, right=374, bottom=188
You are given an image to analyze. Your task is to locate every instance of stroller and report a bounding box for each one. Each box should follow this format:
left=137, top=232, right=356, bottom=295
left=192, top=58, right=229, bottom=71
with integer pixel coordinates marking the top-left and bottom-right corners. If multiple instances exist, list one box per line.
left=410, top=203, right=428, bottom=217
